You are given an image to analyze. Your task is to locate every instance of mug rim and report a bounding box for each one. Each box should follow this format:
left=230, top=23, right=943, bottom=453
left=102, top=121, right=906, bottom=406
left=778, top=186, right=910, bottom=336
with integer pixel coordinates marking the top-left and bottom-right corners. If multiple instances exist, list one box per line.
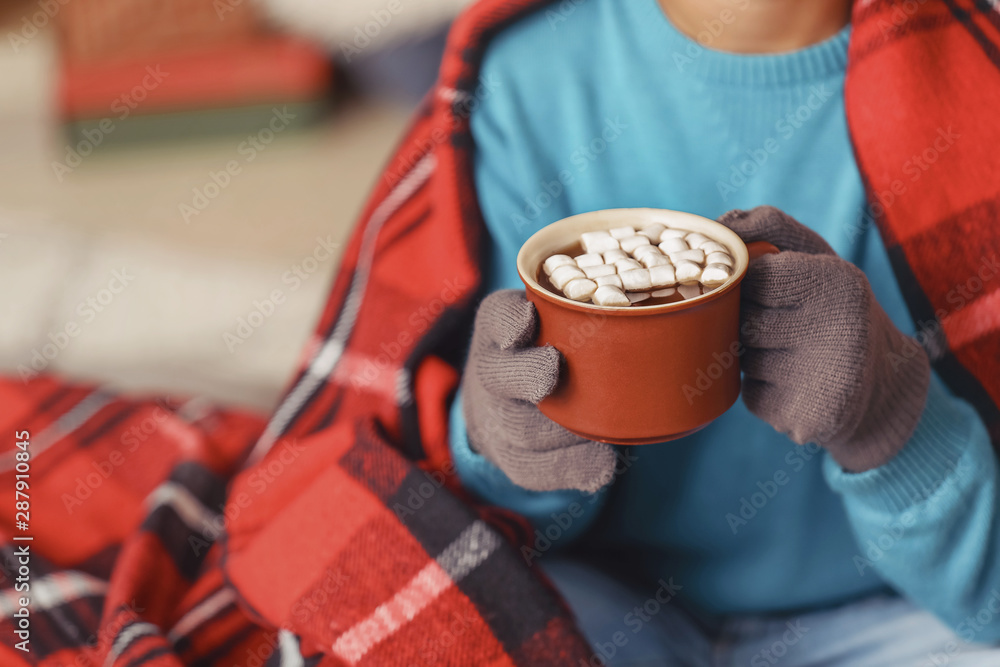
left=517, top=208, right=749, bottom=315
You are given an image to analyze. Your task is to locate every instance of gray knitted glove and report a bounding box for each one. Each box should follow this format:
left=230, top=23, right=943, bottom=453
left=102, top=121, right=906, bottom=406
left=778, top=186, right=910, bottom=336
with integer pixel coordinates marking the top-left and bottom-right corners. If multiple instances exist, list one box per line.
left=719, top=207, right=931, bottom=472
left=460, top=290, right=617, bottom=492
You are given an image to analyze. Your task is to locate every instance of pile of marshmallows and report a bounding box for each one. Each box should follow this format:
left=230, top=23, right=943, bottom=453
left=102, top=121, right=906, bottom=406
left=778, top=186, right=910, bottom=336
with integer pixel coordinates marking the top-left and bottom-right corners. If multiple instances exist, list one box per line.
left=542, top=223, right=735, bottom=307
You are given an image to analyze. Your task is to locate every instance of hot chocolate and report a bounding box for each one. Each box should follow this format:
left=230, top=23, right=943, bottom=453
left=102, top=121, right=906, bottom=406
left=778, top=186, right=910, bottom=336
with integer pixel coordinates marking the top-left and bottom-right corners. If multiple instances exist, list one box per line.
left=537, top=223, right=735, bottom=307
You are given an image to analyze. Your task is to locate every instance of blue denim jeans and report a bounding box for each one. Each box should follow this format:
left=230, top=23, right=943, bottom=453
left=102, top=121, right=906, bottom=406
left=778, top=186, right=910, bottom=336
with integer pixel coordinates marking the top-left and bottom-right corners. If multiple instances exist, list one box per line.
left=543, top=559, right=1000, bottom=666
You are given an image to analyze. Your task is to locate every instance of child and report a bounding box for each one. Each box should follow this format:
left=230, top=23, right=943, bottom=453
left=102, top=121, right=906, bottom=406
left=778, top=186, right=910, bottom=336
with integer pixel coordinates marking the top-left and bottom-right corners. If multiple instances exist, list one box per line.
left=451, top=0, right=1000, bottom=663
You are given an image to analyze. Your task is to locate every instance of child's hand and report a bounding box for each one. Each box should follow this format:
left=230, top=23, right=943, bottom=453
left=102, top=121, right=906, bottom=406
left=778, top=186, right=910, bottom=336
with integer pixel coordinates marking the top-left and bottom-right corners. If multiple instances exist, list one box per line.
left=460, top=290, right=616, bottom=492
left=719, top=207, right=931, bottom=471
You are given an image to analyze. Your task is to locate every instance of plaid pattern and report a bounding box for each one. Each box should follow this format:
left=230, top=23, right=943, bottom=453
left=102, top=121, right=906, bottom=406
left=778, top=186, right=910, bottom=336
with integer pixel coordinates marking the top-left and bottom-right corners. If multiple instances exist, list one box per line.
left=846, top=0, right=1000, bottom=446
left=2, top=0, right=999, bottom=664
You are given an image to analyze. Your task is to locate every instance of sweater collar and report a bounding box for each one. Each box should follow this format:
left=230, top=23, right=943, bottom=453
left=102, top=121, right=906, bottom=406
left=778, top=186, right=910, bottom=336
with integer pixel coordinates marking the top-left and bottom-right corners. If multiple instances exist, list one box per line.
left=626, top=0, right=851, bottom=87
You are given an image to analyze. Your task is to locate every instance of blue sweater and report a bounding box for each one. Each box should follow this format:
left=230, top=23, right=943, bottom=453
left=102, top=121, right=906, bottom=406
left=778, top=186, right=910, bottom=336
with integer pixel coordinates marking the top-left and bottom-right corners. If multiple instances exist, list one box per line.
left=451, top=0, right=1000, bottom=635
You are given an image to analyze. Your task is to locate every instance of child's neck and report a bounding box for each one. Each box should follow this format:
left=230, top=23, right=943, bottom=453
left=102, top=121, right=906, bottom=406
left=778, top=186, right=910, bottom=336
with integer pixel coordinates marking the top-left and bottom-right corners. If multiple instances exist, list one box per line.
left=658, top=0, right=852, bottom=54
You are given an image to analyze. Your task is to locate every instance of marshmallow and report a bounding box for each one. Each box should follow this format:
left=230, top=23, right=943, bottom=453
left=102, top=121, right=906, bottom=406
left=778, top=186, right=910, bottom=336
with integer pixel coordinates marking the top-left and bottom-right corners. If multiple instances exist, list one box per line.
left=543, top=224, right=734, bottom=308
left=639, top=223, right=667, bottom=241
left=659, top=237, right=689, bottom=253
left=583, top=264, right=617, bottom=279
left=615, top=258, right=642, bottom=272
left=581, top=231, right=620, bottom=254
left=675, top=261, right=702, bottom=284
left=659, top=228, right=687, bottom=241
left=649, top=264, right=676, bottom=287
left=678, top=284, right=702, bottom=300
left=576, top=253, right=605, bottom=268
left=603, top=248, right=628, bottom=263
left=543, top=254, right=575, bottom=275
left=564, top=278, right=598, bottom=301
left=685, top=233, right=711, bottom=248
left=700, top=264, right=731, bottom=286
left=620, top=236, right=652, bottom=253
left=592, top=285, right=630, bottom=307
left=706, top=252, right=733, bottom=268
left=595, top=274, right=623, bottom=288
left=620, top=268, right=652, bottom=291
left=627, top=291, right=650, bottom=304
left=635, top=245, right=666, bottom=266
left=550, top=264, right=586, bottom=289
left=641, top=253, right=671, bottom=268
left=669, top=249, right=706, bottom=265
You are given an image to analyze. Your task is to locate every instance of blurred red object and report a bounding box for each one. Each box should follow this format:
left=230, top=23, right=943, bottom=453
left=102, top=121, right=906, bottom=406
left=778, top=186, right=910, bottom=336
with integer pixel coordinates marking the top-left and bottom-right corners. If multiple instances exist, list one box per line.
left=57, top=0, right=262, bottom=63
left=55, top=0, right=333, bottom=133
left=59, top=37, right=332, bottom=118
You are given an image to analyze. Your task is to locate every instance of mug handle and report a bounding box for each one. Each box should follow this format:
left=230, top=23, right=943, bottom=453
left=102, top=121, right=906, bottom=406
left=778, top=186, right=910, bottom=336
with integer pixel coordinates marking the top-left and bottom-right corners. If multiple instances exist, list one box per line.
left=746, top=240, right=780, bottom=260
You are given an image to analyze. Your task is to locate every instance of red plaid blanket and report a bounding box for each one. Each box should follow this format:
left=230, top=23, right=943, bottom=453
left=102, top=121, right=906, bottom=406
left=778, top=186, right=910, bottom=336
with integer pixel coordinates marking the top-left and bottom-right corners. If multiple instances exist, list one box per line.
left=2, top=1, right=998, bottom=665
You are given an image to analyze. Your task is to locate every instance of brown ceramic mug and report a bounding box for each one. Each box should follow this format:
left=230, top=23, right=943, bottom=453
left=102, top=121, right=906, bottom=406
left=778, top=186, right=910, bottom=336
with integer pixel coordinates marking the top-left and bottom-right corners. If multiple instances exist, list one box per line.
left=517, top=208, right=777, bottom=445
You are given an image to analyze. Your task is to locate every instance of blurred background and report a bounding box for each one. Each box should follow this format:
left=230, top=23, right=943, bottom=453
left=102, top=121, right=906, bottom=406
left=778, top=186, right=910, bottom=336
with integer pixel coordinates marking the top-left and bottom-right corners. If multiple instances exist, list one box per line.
left=0, top=0, right=469, bottom=411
